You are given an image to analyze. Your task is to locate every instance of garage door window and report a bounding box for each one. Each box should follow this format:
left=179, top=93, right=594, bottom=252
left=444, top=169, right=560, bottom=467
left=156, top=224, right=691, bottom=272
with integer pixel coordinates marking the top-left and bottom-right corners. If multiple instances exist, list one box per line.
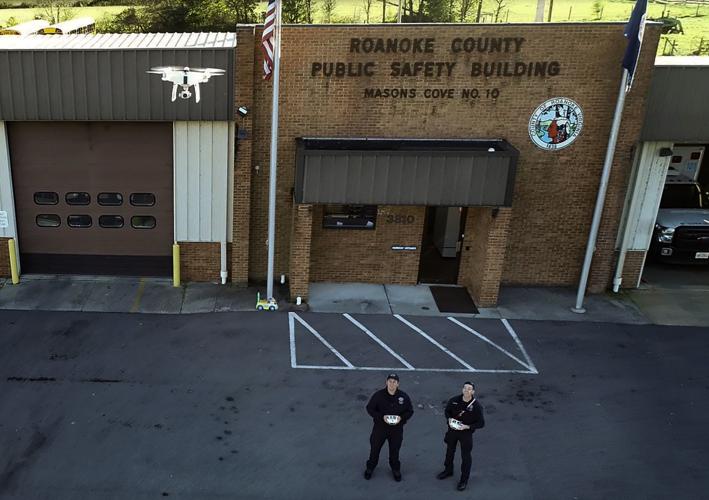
left=99, top=215, right=124, bottom=228
left=98, top=193, right=123, bottom=206
left=66, top=192, right=90, bottom=205
left=130, top=193, right=155, bottom=207
left=68, top=215, right=92, bottom=228
left=34, top=192, right=58, bottom=205
left=131, top=216, right=156, bottom=229
left=36, top=214, right=60, bottom=227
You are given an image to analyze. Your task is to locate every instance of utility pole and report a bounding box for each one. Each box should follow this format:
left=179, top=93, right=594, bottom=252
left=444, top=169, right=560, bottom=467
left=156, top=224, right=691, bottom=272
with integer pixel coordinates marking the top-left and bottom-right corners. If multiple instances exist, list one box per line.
left=535, top=0, right=545, bottom=21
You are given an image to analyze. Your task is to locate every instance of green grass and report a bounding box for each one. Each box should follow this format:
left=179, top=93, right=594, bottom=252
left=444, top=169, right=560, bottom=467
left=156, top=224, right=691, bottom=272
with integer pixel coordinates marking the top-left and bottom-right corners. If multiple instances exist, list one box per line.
left=331, top=0, right=709, bottom=56
left=1, top=1, right=707, bottom=55
left=0, top=6, right=130, bottom=27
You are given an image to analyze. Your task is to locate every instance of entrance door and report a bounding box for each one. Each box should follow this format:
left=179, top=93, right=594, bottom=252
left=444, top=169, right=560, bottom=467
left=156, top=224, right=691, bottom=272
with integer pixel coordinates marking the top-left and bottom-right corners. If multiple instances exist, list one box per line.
left=417, top=206, right=467, bottom=284
left=9, top=122, right=173, bottom=276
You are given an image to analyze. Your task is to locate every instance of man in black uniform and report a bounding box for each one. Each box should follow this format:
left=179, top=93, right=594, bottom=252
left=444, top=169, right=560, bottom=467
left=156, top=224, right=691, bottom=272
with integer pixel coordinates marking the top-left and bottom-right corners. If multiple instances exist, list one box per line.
left=363, top=373, right=414, bottom=482
left=437, top=381, right=485, bottom=491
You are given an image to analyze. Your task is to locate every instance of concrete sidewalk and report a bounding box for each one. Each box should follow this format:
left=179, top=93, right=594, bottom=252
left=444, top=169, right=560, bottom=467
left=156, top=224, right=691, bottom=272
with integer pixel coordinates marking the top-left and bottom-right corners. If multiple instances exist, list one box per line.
left=0, top=275, right=705, bottom=326
left=0, top=275, right=288, bottom=314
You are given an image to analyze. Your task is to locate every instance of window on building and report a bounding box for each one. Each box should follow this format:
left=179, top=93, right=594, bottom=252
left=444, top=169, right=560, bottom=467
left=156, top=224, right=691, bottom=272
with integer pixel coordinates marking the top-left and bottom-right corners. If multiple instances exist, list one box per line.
left=34, top=192, right=58, bottom=205
left=36, top=214, right=60, bottom=227
left=66, top=192, right=90, bottom=205
left=67, top=215, right=92, bottom=228
left=98, top=193, right=123, bottom=206
left=130, top=193, right=155, bottom=207
left=99, top=215, right=124, bottom=228
left=323, top=204, right=377, bottom=229
left=131, top=215, right=156, bottom=229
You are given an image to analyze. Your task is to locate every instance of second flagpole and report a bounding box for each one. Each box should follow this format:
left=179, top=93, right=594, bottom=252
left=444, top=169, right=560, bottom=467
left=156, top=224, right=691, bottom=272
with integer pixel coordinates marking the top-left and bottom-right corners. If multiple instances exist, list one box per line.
left=266, top=0, right=283, bottom=302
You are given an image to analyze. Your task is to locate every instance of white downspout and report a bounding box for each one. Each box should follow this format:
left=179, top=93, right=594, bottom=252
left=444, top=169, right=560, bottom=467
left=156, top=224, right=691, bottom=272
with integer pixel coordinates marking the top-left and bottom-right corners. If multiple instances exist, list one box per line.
left=220, top=122, right=234, bottom=285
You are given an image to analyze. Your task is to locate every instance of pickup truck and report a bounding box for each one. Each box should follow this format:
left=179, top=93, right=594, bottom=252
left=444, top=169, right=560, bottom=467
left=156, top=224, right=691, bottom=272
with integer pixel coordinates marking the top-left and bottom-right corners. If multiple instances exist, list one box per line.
left=651, top=183, right=709, bottom=263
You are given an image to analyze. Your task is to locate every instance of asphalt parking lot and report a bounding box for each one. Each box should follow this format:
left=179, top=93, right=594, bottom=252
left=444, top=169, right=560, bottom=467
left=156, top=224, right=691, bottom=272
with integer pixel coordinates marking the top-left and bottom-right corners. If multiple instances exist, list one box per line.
left=1, top=310, right=708, bottom=499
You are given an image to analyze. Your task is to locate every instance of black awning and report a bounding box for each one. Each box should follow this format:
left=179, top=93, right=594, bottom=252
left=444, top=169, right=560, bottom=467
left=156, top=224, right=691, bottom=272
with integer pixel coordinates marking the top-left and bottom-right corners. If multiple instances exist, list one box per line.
left=295, top=138, right=518, bottom=206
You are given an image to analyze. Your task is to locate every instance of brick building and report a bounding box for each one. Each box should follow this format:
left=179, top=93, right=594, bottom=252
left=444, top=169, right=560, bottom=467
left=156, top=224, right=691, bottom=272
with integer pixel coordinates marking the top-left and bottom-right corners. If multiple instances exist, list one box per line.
left=0, top=24, right=666, bottom=307
left=236, top=23, right=661, bottom=306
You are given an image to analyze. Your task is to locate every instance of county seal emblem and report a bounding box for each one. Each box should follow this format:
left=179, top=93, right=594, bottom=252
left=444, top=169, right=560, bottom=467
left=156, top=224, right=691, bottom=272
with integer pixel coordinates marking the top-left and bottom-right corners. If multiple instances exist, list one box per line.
left=528, top=97, right=583, bottom=150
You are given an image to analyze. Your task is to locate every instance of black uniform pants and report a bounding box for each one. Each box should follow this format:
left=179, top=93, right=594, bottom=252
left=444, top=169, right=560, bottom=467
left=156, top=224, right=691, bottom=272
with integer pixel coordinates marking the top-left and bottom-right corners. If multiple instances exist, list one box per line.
left=366, top=426, right=403, bottom=472
left=443, top=431, right=473, bottom=481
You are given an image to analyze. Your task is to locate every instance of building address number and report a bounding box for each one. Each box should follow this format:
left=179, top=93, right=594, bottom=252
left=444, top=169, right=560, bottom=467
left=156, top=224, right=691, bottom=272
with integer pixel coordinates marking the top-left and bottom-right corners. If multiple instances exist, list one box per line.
left=386, top=214, right=415, bottom=224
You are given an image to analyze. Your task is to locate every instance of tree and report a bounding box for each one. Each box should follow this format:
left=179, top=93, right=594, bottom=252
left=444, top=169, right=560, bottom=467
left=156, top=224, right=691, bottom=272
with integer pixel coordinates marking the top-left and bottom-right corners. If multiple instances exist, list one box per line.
left=282, top=0, right=308, bottom=23
left=99, top=0, right=260, bottom=33
left=36, top=0, right=74, bottom=24
left=322, top=0, right=336, bottom=22
left=491, top=0, right=505, bottom=22
left=361, top=0, right=374, bottom=22
left=459, top=0, right=477, bottom=22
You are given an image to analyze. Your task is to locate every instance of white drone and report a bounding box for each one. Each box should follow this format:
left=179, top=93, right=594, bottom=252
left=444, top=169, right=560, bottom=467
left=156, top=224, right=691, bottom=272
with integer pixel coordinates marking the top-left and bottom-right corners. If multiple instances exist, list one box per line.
left=147, top=66, right=225, bottom=103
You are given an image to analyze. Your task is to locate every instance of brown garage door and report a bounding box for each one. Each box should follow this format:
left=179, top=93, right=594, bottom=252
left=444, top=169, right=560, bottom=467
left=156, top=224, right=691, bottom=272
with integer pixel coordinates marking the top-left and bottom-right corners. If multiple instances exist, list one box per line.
left=9, top=122, right=173, bottom=276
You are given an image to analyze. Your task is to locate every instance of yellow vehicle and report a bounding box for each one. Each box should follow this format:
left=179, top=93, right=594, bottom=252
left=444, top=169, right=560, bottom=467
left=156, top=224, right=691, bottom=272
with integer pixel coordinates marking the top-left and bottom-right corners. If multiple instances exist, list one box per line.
left=256, top=292, right=278, bottom=311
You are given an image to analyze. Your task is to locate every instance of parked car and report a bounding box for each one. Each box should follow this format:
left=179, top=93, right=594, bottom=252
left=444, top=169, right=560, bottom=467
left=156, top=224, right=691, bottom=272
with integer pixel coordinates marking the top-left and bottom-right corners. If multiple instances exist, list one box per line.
left=651, top=182, right=709, bottom=263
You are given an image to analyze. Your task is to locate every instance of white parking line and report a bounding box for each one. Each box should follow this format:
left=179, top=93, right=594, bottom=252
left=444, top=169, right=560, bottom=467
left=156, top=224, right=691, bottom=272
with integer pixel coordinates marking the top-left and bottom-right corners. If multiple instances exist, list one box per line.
left=289, top=313, right=354, bottom=369
left=288, top=313, right=537, bottom=375
left=448, top=317, right=532, bottom=371
left=292, top=365, right=533, bottom=374
left=343, top=313, right=415, bottom=370
left=394, top=314, right=476, bottom=371
left=502, top=319, right=539, bottom=374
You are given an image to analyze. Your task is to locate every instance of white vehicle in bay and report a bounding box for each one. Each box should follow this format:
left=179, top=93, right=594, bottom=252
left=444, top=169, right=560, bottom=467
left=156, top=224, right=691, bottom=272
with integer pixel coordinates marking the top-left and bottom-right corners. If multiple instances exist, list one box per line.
left=651, top=182, right=709, bottom=263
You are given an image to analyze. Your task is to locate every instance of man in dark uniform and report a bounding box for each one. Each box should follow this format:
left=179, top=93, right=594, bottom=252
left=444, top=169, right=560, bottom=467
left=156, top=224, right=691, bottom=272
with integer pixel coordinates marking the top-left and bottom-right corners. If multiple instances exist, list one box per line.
left=437, top=381, right=485, bottom=491
left=363, top=373, right=414, bottom=482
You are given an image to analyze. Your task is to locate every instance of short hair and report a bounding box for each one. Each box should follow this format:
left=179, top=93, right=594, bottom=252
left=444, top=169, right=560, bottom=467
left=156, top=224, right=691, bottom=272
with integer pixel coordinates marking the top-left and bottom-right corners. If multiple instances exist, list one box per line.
left=463, top=381, right=475, bottom=389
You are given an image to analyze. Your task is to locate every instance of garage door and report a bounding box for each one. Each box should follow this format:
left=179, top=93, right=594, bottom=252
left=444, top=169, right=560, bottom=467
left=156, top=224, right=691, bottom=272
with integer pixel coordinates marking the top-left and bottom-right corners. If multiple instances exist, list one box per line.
left=9, top=122, right=173, bottom=276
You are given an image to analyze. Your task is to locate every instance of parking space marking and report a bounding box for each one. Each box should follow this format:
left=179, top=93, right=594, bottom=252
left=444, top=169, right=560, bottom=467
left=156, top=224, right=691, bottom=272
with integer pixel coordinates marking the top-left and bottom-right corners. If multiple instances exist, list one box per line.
left=343, top=313, right=415, bottom=370
left=289, top=313, right=354, bottom=369
left=288, top=313, right=538, bottom=374
left=502, top=318, right=538, bottom=374
left=394, top=314, right=476, bottom=371
left=448, top=317, right=533, bottom=372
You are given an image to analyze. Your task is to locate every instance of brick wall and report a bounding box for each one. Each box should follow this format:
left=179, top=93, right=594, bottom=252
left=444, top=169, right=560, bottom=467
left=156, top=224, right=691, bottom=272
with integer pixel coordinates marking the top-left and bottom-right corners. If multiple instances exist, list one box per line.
left=179, top=242, right=230, bottom=283
left=289, top=204, right=313, bottom=299
left=243, top=23, right=661, bottom=293
left=458, top=208, right=512, bottom=307
left=0, top=237, right=9, bottom=278
left=232, top=27, right=255, bottom=286
left=309, top=205, right=424, bottom=284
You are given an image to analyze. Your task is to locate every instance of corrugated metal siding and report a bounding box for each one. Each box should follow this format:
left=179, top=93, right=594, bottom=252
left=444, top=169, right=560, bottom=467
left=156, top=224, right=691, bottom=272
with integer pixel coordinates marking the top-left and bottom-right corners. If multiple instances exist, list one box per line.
left=174, top=121, right=231, bottom=242
left=0, top=48, right=234, bottom=121
left=0, top=122, right=17, bottom=239
left=642, top=65, right=709, bottom=141
left=619, top=142, right=673, bottom=250
left=297, top=150, right=516, bottom=206
left=0, top=33, right=236, bottom=50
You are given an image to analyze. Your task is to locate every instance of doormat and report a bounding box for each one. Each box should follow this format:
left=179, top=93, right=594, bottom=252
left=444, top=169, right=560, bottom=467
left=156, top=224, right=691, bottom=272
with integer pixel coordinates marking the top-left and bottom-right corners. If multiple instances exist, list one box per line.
left=429, top=286, right=479, bottom=314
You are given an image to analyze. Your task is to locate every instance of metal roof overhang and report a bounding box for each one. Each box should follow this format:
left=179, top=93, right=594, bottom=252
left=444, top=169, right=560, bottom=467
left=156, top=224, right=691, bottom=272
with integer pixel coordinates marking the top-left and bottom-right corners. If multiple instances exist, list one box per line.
left=295, top=138, right=519, bottom=207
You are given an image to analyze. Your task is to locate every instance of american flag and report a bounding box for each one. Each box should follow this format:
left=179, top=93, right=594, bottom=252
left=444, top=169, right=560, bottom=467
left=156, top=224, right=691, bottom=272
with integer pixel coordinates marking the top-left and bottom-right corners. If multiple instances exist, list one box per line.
left=262, top=0, right=278, bottom=80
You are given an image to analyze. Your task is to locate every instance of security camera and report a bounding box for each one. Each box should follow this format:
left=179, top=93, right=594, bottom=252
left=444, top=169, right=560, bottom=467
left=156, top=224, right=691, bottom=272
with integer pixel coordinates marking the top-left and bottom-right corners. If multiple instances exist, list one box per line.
left=237, top=106, right=249, bottom=117
left=179, top=89, right=192, bottom=100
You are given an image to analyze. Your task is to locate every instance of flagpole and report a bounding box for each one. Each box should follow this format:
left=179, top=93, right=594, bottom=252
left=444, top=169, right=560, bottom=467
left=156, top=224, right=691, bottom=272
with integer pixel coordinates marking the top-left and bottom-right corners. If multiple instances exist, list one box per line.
left=572, top=68, right=629, bottom=313
left=266, top=0, right=282, bottom=301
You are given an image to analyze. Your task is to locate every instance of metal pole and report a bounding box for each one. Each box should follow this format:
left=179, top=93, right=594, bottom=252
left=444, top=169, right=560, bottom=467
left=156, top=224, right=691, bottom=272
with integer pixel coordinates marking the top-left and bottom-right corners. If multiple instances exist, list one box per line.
left=397, top=0, right=402, bottom=22
left=266, top=0, right=283, bottom=301
left=535, top=0, right=545, bottom=21
left=572, top=69, right=629, bottom=313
